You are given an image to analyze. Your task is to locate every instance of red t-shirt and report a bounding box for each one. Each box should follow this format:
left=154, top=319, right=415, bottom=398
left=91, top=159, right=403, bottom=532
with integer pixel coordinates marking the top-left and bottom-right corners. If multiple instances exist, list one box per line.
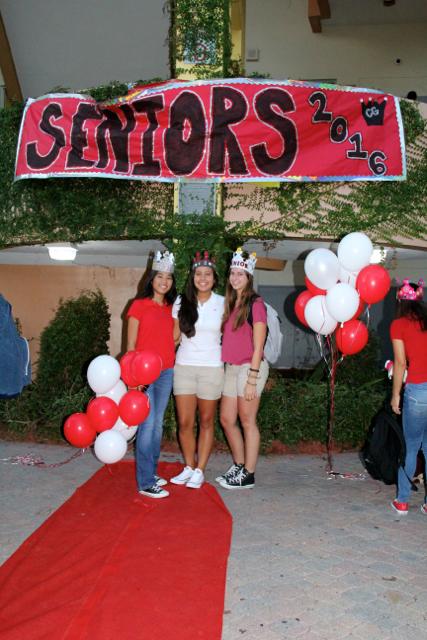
left=127, top=298, right=175, bottom=370
left=390, top=317, right=427, bottom=383
left=221, top=298, right=267, bottom=365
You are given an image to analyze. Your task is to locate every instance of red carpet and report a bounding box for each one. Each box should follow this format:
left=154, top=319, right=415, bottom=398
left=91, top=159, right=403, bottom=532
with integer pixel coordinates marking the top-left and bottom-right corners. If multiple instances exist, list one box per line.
left=0, top=461, right=232, bottom=640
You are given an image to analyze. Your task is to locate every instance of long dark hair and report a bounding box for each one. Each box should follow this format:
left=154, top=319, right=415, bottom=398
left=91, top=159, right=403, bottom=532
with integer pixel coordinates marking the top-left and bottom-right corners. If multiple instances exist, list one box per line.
left=222, top=272, right=258, bottom=331
left=396, top=283, right=427, bottom=331
left=138, top=270, right=177, bottom=305
left=178, top=266, right=218, bottom=338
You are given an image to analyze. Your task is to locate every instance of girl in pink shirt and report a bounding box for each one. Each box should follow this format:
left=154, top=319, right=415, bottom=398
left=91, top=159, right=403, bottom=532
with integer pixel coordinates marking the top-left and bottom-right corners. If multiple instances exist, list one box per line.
left=217, top=249, right=269, bottom=490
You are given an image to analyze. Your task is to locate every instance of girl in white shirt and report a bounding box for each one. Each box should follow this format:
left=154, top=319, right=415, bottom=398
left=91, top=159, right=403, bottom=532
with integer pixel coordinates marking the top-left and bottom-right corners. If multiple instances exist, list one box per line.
left=170, top=251, right=225, bottom=489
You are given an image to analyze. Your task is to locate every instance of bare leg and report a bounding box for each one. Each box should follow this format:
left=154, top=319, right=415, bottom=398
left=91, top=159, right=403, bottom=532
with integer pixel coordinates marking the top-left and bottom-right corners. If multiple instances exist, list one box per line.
left=238, top=395, right=261, bottom=473
left=196, top=398, right=218, bottom=470
left=175, top=395, right=197, bottom=468
left=220, top=395, right=245, bottom=465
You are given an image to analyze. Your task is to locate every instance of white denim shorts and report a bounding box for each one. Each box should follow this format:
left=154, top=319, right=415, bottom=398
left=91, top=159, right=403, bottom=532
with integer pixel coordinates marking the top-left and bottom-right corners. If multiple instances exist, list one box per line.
left=222, top=360, right=269, bottom=398
left=173, top=364, right=225, bottom=400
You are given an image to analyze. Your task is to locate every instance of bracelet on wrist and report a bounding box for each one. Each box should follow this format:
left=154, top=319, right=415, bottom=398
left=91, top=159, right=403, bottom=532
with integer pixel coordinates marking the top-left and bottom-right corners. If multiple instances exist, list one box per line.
left=249, top=367, right=260, bottom=372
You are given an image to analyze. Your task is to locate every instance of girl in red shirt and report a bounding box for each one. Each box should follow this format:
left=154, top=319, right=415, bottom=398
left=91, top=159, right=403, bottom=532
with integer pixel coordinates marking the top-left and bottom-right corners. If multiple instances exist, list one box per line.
left=389, top=279, right=427, bottom=516
left=127, top=251, right=177, bottom=499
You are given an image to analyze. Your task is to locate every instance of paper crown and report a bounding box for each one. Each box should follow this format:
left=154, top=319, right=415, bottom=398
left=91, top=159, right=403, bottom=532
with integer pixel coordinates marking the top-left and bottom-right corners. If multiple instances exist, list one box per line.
left=230, top=247, right=257, bottom=275
left=152, top=250, right=175, bottom=273
left=192, top=250, right=216, bottom=270
left=397, top=278, right=424, bottom=301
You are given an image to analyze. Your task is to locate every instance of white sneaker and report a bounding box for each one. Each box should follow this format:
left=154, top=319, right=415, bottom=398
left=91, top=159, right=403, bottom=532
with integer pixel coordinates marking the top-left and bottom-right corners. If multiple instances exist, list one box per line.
left=170, top=465, right=194, bottom=485
left=155, top=475, right=167, bottom=487
left=186, top=468, right=204, bottom=489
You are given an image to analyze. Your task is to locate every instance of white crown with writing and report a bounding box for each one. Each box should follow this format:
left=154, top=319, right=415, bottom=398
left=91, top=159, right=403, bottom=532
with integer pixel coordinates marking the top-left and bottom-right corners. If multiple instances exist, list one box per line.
left=152, top=250, right=175, bottom=273
left=231, top=247, right=257, bottom=275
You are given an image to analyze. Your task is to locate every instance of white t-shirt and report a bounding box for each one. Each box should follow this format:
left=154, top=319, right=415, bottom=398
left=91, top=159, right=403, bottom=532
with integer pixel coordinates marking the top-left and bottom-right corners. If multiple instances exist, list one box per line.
left=173, top=292, right=225, bottom=367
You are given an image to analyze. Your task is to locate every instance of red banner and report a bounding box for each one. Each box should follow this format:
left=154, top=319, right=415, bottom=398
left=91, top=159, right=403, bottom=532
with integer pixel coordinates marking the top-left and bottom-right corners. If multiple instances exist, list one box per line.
left=15, top=79, right=406, bottom=183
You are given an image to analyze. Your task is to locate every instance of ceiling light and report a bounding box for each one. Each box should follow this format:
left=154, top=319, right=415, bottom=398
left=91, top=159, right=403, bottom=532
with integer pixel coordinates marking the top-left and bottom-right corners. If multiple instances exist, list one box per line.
left=46, top=243, right=78, bottom=261
left=370, top=247, right=387, bottom=264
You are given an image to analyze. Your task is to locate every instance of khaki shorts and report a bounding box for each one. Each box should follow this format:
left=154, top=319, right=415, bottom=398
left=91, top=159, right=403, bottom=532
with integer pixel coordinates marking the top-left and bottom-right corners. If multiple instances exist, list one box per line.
left=222, top=360, right=269, bottom=398
left=173, top=364, right=225, bottom=400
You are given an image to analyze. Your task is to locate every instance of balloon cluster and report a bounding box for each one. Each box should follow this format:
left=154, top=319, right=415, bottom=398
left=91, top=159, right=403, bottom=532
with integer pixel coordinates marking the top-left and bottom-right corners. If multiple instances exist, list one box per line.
left=63, top=351, right=162, bottom=464
left=295, top=232, right=391, bottom=355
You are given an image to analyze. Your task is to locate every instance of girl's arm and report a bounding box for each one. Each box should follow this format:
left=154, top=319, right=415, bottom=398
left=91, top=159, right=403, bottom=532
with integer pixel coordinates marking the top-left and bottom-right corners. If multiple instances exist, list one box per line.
left=173, top=318, right=181, bottom=346
left=391, top=338, right=406, bottom=415
left=244, top=321, right=267, bottom=401
left=127, top=317, right=139, bottom=351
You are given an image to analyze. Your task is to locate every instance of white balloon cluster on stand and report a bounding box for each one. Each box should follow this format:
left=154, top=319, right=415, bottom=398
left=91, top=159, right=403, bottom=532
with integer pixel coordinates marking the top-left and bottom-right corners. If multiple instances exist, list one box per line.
left=295, top=232, right=391, bottom=355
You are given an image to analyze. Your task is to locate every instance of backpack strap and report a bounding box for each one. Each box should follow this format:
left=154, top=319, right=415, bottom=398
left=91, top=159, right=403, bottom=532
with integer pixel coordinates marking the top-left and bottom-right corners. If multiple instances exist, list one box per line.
left=247, top=295, right=262, bottom=328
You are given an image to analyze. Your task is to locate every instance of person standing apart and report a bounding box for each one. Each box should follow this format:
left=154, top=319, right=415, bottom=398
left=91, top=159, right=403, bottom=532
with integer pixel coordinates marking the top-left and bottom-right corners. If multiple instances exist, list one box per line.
left=127, top=251, right=177, bottom=499
left=217, top=248, right=269, bottom=490
left=170, top=251, right=225, bottom=489
left=390, top=278, right=427, bottom=515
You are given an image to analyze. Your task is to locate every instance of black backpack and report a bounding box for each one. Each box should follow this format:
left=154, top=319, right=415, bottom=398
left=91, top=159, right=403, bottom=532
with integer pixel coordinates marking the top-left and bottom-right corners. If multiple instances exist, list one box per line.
left=362, top=405, right=407, bottom=486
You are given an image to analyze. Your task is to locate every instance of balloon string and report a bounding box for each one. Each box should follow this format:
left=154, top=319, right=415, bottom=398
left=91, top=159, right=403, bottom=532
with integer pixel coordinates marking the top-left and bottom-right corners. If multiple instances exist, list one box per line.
left=315, top=333, right=331, bottom=376
left=326, top=338, right=338, bottom=473
left=1, top=449, right=85, bottom=468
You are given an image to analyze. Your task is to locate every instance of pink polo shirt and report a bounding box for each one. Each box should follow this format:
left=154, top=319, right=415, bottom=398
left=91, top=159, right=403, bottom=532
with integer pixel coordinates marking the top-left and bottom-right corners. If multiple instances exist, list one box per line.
left=221, top=298, right=267, bottom=365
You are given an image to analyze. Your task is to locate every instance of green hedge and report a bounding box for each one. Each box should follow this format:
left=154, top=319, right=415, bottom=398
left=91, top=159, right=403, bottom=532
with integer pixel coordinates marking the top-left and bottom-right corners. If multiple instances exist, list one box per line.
left=0, top=290, right=110, bottom=439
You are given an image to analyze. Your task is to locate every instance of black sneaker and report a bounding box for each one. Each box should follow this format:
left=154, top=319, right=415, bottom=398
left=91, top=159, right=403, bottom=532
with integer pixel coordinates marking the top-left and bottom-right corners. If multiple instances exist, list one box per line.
left=138, top=483, right=169, bottom=498
left=215, top=462, right=244, bottom=484
left=219, top=467, right=255, bottom=490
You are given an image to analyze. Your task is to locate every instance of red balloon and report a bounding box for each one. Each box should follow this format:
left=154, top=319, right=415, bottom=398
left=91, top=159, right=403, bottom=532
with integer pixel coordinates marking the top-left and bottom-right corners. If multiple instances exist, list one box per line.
left=64, top=413, right=96, bottom=448
left=335, top=320, right=369, bottom=355
left=294, top=290, right=313, bottom=327
left=119, top=390, right=150, bottom=425
left=87, top=396, right=119, bottom=432
left=131, top=350, right=162, bottom=386
left=120, top=351, right=139, bottom=387
left=305, top=276, right=326, bottom=296
left=356, top=265, right=391, bottom=304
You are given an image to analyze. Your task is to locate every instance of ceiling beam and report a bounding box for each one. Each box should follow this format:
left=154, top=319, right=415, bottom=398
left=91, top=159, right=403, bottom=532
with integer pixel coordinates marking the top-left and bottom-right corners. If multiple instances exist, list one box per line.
left=0, top=11, right=22, bottom=103
left=308, top=0, right=331, bottom=34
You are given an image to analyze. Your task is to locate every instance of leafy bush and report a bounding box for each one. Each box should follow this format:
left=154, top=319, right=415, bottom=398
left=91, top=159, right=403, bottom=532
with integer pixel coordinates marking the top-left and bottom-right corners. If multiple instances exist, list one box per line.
left=0, top=290, right=110, bottom=438
left=256, top=375, right=387, bottom=449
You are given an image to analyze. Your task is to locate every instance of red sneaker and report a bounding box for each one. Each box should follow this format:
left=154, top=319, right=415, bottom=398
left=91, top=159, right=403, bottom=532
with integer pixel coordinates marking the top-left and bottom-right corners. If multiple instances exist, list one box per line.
left=391, top=500, right=409, bottom=515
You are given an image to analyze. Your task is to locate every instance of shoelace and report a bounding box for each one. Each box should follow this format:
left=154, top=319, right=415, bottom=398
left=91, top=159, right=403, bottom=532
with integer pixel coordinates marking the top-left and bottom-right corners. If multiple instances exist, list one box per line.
left=224, top=464, right=243, bottom=481
left=229, top=467, right=246, bottom=485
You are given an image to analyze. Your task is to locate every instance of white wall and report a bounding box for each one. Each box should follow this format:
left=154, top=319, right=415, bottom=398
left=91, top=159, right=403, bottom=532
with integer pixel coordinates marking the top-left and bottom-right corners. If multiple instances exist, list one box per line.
left=245, top=0, right=427, bottom=98
left=1, top=0, right=170, bottom=98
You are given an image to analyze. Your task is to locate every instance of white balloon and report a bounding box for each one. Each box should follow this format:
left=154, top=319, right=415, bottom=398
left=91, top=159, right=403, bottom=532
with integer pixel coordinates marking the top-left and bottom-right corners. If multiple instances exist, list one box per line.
left=87, top=355, right=121, bottom=394
left=97, top=379, right=127, bottom=404
left=304, top=295, right=338, bottom=335
left=339, top=265, right=358, bottom=288
left=337, top=232, right=373, bottom=272
left=112, top=416, right=138, bottom=441
left=304, top=249, right=340, bottom=291
left=94, top=430, right=127, bottom=464
left=326, top=283, right=360, bottom=323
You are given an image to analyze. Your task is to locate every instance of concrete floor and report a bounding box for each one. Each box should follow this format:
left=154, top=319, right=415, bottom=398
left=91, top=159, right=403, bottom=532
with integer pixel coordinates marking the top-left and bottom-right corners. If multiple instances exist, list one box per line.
left=1, top=440, right=426, bottom=639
